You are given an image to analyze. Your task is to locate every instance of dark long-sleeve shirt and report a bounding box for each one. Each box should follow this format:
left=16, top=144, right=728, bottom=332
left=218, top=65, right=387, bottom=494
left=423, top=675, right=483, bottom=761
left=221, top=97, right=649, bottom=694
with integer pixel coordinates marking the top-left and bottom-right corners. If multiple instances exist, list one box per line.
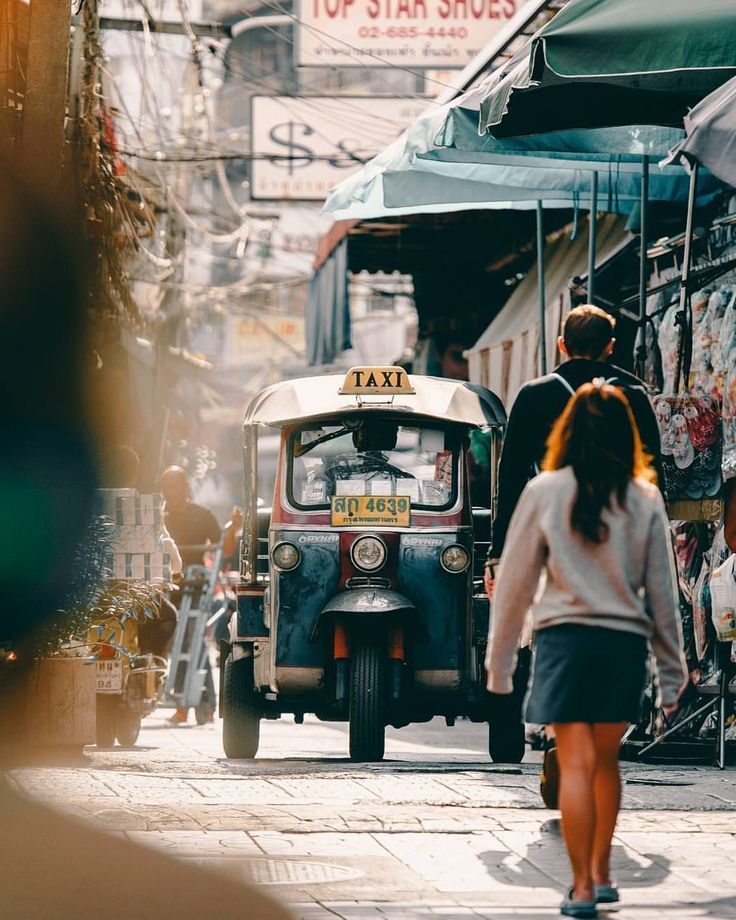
left=490, top=358, right=662, bottom=559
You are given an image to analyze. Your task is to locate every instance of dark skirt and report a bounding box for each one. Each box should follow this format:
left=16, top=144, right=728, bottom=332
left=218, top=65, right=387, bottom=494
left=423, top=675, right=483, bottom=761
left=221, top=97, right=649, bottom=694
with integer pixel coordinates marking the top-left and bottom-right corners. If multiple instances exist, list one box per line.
left=525, top=623, right=648, bottom=725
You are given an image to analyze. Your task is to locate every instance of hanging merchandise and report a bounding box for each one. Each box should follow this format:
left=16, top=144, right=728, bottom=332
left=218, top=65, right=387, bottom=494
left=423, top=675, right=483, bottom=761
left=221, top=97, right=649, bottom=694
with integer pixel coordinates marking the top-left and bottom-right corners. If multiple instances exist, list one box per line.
left=710, top=553, right=736, bottom=642
left=692, top=288, right=733, bottom=401
left=692, top=548, right=713, bottom=663
left=719, top=290, right=736, bottom=479
left=687, top=288, right=713, bottom=389
left=654, top=391, right=722, bottom=500
left=657, top=302, right=681, bottom=395
left=672, top=521, right=712, bottom=667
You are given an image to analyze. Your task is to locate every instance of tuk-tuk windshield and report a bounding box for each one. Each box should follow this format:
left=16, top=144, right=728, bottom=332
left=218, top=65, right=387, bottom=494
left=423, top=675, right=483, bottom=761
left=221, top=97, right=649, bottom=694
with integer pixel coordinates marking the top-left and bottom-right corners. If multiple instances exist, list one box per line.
left=289, top=421, right=459, bottom=511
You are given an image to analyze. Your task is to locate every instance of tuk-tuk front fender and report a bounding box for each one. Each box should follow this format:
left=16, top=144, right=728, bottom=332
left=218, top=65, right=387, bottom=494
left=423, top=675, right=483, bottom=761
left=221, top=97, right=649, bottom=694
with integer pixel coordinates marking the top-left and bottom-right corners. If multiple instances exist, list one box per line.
left=311, top=589, right=418, bottom=640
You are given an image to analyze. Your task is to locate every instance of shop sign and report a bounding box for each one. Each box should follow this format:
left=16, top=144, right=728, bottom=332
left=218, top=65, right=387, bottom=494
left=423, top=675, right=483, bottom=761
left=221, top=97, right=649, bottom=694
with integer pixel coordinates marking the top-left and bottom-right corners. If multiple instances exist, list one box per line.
left=295, top=0, right=526, bottom=68
left=251, top=96, right=426, bottom=200
left=224, top=313, right=306, bottom=366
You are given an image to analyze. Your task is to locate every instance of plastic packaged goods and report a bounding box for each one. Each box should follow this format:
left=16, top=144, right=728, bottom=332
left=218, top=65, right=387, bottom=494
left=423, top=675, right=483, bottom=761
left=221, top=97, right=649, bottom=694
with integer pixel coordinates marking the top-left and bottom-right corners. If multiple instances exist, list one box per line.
left=692, top=548, right=712, bottom=662
left=719, top=290, right=736, bottom=478
left=709, top=554, right=736, bottom=642
left=658, top=303, right=681, bottom=395
left=692, top=288, right=732, bottom=401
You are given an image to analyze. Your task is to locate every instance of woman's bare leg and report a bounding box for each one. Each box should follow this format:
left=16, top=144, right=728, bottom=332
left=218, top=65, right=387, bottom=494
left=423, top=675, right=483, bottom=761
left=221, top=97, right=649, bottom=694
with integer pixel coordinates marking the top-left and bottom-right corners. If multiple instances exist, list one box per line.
left=553, top=722, right=597, bottom=901
left=591, top=722, right=627, bottom=886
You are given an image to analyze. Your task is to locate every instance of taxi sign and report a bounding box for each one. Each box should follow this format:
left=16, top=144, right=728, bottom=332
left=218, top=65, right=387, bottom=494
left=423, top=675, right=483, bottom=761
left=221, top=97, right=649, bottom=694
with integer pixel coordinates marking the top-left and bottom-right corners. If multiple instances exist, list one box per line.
left=331, top=495, right=411, bottom=528
left=339, top=366, right=415, bottom=397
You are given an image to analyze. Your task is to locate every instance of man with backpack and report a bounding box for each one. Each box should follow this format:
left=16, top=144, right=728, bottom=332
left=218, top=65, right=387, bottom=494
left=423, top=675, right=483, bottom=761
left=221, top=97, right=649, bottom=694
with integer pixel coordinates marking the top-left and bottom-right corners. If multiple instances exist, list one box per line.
left=484, top=304, right=662, bottom=804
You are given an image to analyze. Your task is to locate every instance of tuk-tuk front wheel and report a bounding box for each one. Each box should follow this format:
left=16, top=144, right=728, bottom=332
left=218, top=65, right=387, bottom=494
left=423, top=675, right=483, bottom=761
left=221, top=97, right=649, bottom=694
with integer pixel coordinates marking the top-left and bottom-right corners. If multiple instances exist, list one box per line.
left=222, top=653, right=260, bottom=759
left=349, top=639, right=386, bottom=762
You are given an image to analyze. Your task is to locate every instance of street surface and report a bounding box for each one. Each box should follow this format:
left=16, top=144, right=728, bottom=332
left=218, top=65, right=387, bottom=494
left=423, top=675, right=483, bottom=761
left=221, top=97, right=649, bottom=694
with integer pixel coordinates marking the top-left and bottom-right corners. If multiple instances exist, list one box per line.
left=9, top=713, right=736, bottom=919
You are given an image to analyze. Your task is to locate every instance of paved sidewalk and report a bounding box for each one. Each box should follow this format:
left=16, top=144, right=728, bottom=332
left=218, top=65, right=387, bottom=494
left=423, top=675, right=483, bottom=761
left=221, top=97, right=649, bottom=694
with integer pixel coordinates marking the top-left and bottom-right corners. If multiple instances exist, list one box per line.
left=8, top=715, right=736, bottom=919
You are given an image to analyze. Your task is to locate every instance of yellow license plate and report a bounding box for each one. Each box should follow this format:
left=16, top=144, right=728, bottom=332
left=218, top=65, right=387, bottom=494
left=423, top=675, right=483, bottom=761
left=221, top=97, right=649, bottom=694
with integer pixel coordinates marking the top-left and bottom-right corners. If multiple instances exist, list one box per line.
left=331, top=495, right=411, bottom=527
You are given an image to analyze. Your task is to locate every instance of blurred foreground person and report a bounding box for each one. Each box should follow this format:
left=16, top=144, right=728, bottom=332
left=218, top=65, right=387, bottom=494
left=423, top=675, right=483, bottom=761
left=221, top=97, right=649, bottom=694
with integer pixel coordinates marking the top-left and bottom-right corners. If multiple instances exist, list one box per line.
left=0, top=170, right=292, bottom=919
left=486, top=383, right=686, bottom=919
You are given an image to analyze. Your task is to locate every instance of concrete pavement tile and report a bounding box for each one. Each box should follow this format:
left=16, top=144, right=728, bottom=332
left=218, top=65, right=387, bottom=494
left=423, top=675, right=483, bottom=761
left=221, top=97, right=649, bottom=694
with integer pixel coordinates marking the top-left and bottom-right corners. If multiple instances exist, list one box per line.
left=317, top=910, right=386, bottom=919
left=373, top=832, right=558, bottom=894
left=251, top=832, right=387, bottom=857
left=270, top=778, right=382, bottom=803
left=122, top=829, right=263, bottom=857
left=356, top=775, right=470, bottom=805
left=11, top=768, right=119, bottom=798
left=182, top=778, right=298, bottom=803
left=290, top=905, right=345, bottom=919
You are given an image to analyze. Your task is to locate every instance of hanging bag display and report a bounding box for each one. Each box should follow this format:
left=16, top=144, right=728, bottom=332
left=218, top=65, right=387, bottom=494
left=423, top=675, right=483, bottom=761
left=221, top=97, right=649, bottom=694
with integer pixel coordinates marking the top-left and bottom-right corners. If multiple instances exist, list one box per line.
left=654, top=391, right=722, bottom=500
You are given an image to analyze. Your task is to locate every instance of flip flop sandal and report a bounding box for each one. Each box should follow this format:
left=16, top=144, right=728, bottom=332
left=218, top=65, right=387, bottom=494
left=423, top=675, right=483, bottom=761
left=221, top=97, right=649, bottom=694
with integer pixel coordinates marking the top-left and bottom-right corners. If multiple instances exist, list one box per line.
left=594, top=884, right=620, bottom=904
left=560, top=889, right=597, bottom=918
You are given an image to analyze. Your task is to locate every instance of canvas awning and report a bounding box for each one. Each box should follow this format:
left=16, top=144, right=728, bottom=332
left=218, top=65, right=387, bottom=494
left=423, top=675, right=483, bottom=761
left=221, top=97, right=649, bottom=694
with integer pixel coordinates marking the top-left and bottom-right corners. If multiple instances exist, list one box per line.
left=479, top=0, right=736, bottom=137
left=467, top=214, right=627, bottom=407
left=665, top=75, right=736, bottom=189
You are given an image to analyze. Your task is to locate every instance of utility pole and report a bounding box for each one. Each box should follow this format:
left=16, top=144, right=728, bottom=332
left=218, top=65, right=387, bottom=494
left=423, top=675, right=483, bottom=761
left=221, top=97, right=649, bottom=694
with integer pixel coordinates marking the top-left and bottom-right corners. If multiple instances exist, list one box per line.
left=22, top=0, right=73, bottom=197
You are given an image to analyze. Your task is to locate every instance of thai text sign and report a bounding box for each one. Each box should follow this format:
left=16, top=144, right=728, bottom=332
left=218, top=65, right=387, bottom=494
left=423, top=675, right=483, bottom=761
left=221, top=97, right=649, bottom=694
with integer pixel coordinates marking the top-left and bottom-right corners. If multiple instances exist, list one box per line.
left=296, top=0, right=525, bottom=68
left=331, top=495, right=412, bottom=527
left=251, top=96, right=427, bottom=200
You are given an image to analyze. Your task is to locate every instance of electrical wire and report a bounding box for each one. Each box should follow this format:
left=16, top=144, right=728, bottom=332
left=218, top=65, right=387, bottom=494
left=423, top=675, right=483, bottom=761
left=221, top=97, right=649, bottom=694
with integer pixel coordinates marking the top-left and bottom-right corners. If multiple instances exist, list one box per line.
left=115, top=12, right=440, bottom=130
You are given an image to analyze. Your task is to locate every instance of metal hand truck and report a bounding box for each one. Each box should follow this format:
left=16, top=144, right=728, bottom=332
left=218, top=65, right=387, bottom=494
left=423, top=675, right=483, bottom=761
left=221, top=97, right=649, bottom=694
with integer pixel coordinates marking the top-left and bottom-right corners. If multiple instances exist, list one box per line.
left=163, top=542, right=225, bottom=722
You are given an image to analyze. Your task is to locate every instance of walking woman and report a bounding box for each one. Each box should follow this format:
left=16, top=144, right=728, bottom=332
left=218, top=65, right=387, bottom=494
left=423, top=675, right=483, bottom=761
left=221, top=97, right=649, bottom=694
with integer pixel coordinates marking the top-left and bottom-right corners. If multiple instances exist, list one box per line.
left=486, top=382, right=687, bottom=919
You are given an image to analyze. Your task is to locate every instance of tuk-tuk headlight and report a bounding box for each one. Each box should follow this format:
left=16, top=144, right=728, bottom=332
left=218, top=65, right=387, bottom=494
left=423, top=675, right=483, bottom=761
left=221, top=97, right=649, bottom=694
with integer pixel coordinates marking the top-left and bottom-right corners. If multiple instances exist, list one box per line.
left=272, top=542, right=301, bottom=571
left=351, top=535, right=387, bottom=572
left=441, top=544, right=470, bottom=574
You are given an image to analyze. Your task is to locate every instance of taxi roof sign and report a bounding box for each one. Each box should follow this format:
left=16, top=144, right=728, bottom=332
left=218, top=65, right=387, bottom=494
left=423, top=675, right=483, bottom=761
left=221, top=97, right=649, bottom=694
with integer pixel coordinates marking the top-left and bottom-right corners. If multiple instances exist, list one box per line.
left=339, top=366, right=415, bottom=397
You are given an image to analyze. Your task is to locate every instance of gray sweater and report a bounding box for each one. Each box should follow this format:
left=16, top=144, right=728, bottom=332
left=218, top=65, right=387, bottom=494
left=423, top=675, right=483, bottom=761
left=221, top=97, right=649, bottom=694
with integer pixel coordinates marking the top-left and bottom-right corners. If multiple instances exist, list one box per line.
left=486, top=467, right=688, bottom=707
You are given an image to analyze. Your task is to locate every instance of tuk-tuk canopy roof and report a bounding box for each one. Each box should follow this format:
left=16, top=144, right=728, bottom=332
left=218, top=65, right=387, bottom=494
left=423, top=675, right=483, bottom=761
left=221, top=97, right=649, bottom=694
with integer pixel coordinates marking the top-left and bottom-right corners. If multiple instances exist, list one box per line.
left=243, top=374, right=506, bottom=430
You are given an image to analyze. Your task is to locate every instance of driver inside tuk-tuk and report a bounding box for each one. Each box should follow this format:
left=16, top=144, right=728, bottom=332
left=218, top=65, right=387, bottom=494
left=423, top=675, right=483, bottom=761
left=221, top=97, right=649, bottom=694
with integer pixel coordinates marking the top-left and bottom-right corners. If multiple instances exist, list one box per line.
left=312, top=419, right=414, bottom=493
left=352, top=419, right=398, bottom=455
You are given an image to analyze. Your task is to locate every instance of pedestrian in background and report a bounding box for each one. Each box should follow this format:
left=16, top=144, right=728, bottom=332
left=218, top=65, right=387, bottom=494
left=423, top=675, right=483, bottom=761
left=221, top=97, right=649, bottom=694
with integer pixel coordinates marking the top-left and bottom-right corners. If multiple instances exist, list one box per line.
left=486, top=382, right=687, bottom=919
left=485, top=303, right=662, bottom=799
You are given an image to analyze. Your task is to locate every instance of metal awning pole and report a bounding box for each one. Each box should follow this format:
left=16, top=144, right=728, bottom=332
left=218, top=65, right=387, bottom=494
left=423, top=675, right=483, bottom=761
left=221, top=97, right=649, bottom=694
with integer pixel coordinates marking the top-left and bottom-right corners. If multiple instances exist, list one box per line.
left=674, top=162, right=700, bottom=393
left=537, top=200, right=547, bottom=375
left=679, top=163, right=700, bottom=308
left=241, top=424, right=259, bottom=584
left=635, top=156, right=650, bottom=375
left=587, top=171, right=599, bottom=304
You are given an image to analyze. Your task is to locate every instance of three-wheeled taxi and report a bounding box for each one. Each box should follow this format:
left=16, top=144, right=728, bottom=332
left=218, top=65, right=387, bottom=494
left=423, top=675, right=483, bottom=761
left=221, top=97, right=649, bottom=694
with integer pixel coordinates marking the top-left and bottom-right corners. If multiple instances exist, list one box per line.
left=222, top=367, right=523, bottom=762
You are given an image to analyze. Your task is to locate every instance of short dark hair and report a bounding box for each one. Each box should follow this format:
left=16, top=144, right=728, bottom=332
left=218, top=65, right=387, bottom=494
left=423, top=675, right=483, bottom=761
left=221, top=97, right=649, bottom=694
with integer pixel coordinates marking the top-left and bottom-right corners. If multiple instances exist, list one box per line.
left=562, top=305, right=616, bottom=359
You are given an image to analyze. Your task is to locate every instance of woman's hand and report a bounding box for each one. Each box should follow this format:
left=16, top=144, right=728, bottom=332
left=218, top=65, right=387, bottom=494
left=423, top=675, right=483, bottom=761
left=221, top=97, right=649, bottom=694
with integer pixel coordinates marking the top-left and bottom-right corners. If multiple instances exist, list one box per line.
left=484, top=559, right=498, bottom=599
left=662, top=703, right=678, bottom=720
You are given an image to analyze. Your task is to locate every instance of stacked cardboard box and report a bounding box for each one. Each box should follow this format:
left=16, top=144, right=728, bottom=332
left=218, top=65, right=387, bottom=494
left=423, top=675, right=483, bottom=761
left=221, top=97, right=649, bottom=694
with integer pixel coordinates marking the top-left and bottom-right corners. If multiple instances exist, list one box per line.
left=98, top=489, right=172, bottom=583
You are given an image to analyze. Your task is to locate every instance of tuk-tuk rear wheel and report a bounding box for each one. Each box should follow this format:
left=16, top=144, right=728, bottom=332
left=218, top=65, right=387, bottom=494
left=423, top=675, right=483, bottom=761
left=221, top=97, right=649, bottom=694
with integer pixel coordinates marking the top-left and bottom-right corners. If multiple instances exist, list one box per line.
left=349, top=639, right=386, bottom=762
left=115, top=711, right=141, bottom=747
left=222, top=653, right=260, bottom=759
left=95, top=694, right=118, bottom=748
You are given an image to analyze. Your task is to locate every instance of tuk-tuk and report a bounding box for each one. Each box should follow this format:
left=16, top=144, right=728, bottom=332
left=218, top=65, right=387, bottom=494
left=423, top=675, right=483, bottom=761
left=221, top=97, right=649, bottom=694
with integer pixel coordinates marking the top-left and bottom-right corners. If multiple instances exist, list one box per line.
left=222, top=366, right=523, bottom=762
